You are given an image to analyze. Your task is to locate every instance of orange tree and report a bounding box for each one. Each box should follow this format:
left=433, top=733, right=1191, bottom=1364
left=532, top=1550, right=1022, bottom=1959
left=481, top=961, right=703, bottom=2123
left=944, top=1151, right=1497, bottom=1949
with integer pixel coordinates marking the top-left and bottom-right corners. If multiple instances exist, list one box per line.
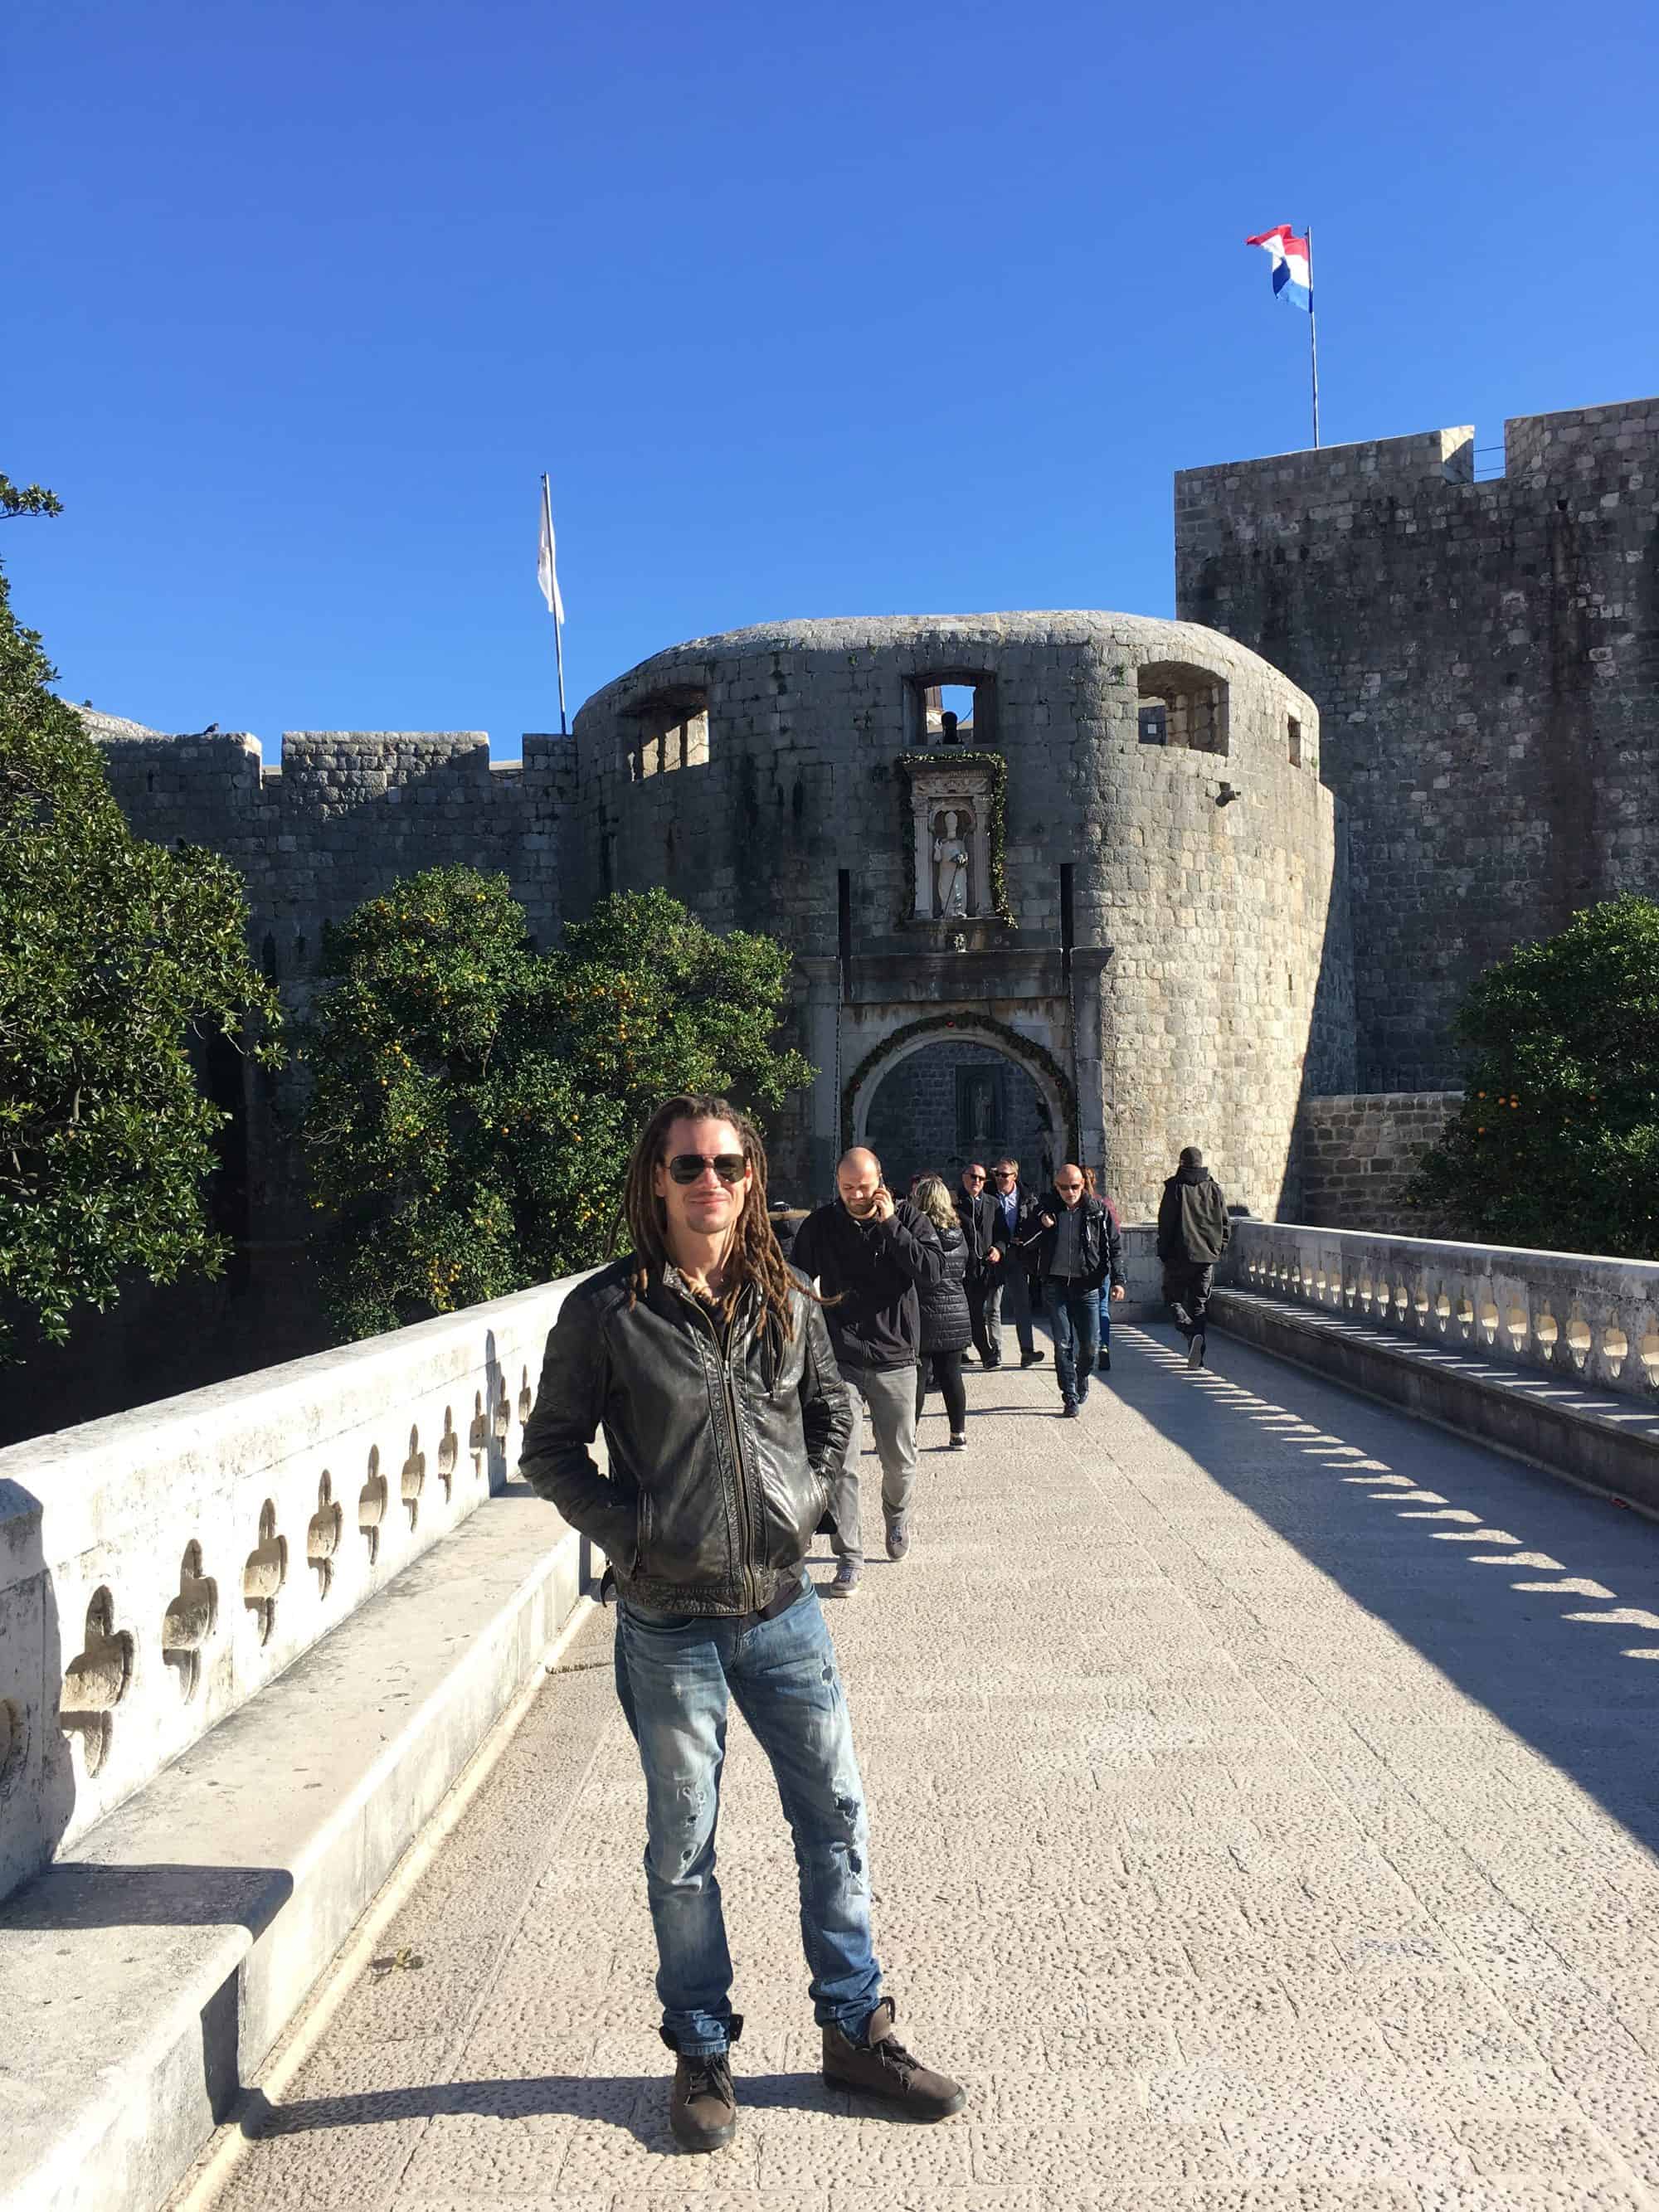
left=1405, top=896, right=1659, bottom=1258
left=298, top=871, right=812, bottom=1339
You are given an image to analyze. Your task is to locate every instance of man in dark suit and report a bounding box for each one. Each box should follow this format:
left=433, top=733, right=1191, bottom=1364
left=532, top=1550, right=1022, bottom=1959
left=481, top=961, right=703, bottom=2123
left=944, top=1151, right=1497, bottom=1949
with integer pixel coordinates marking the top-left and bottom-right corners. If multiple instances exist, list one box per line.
left=984, top=1156, right=1046, bottom=1369
left=955, top=1162, right=1000, bottom=1367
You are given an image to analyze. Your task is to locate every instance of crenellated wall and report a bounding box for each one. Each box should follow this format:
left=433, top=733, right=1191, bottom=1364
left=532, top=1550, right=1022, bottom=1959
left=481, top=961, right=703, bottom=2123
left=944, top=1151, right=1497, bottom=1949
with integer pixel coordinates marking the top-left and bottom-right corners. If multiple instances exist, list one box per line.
left=85, top=717, right=576, bottom=975
left=1175, top=397, right=1659, bottom=1091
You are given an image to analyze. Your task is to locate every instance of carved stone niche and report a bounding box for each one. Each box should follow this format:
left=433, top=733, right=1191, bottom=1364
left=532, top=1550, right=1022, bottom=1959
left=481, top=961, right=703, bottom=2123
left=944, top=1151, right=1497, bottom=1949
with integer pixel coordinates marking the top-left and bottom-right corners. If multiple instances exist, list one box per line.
left=909, top=763, right=993, bottom=922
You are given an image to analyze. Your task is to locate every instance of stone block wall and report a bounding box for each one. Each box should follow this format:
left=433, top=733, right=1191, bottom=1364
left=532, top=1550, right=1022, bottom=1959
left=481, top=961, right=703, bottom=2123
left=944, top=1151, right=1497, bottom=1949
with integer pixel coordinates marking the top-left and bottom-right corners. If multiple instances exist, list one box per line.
left=1297, top=1091, right=1463, bottom=1230
left=861, top=1039, right=1053, bottom=1195
left=86, top=720, right=576, bottom=976
left=1175, top=397, right=1659, bottom=1092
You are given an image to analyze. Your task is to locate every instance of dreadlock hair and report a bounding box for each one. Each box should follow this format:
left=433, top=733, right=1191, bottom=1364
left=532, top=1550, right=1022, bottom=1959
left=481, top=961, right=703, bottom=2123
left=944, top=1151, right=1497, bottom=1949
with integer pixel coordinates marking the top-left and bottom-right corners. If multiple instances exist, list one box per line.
left=618, top=1092, right=805, bottom=1353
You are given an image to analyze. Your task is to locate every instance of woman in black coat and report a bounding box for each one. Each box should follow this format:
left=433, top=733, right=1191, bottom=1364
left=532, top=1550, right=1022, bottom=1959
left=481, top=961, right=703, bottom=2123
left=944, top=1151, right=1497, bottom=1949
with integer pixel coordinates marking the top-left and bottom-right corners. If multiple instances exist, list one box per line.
left=911, top=1174, right=972, bottom=1446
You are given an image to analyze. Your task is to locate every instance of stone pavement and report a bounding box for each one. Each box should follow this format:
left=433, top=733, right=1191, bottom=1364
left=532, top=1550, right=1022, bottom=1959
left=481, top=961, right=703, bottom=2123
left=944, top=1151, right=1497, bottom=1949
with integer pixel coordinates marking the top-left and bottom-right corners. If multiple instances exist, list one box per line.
left=181, top=1326, right=1659, bottom=2212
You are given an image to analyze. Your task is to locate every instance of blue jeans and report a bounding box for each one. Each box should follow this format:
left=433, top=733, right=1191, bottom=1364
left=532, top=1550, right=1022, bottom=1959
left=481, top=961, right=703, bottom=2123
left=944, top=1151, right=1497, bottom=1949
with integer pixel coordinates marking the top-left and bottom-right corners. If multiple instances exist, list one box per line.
left=1042, top=1279, right=1100, bottom=1405
left=615, top=1582, right=882, bottom=2056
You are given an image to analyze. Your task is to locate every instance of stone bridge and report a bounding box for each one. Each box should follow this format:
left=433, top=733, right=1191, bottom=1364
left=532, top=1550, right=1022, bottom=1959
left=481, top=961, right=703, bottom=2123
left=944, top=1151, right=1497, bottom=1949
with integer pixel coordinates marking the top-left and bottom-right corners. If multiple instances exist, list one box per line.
left=4, top=1223, right=1659, bottom=2212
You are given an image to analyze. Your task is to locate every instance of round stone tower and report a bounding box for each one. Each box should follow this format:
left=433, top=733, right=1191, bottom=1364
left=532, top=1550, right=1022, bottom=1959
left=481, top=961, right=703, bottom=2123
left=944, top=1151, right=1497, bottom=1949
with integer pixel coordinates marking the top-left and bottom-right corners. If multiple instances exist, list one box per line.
left=566, top=613, right=1353, bottom=1217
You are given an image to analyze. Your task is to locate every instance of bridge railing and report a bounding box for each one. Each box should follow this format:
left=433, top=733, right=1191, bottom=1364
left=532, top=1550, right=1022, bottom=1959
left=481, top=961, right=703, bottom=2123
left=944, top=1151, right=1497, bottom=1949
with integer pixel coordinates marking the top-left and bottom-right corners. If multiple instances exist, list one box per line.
left=0, top=1278, right=581, bottom=1909
left=1221, top=1219, right=1659, bottom=1406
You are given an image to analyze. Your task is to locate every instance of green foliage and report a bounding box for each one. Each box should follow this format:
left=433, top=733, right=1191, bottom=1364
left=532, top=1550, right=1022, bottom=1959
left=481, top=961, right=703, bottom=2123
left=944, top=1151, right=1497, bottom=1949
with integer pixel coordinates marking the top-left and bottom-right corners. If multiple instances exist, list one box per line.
left=1405, top=897, right=1659, bottom=1258
left=0, top=474, right=64, bottom=522
left=299, top=873, right=814, bottom=1339
left=0, top=504, right=283, bottom=1354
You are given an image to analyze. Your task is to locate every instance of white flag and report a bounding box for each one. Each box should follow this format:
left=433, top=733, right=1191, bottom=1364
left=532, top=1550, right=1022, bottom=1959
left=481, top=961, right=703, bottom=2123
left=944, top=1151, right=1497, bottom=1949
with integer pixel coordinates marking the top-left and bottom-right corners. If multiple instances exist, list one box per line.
left=537, top=478, right=566, bottom=625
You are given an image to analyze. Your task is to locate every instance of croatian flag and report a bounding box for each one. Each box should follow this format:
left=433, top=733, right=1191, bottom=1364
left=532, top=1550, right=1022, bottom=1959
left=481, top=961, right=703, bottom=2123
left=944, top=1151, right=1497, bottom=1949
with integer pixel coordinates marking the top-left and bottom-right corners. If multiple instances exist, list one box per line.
left=1246, top=225, right=1312, bottom=310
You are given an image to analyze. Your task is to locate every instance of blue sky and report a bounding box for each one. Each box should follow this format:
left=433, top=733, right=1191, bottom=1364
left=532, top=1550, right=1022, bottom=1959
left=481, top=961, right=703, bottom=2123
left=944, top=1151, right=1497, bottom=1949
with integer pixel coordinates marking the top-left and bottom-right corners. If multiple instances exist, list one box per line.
left=7, top=0, right=1657, bottom=760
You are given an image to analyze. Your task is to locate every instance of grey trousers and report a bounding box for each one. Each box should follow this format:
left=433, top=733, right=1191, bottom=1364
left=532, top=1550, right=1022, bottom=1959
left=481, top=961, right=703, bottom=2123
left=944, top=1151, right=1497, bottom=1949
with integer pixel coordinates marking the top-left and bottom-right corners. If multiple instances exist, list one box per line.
left=828, top=1363, right=918, bottom=1565
left=983, top=1263, right=1038, bottom=1358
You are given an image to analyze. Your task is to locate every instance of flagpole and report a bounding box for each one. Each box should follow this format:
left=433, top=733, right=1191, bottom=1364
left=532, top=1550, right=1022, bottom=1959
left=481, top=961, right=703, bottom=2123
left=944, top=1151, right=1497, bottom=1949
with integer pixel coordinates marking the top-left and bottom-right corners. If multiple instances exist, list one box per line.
left=1306, top=226, right=1321, bottom=449
left=542, top=474, right=568, bottom=736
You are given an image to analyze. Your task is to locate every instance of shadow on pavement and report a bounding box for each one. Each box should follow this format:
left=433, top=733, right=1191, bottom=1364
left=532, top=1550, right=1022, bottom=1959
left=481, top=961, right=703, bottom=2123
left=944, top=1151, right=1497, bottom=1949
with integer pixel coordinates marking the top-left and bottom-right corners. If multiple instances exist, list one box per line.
left=1113, top=1323, right=1659, bottom=1858
left=240, top=2068, right=845, bottom=2145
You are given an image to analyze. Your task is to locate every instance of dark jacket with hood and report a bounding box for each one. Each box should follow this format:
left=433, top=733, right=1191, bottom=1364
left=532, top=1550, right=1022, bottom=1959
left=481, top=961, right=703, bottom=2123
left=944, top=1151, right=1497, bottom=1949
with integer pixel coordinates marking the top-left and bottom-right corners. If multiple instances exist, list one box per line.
left=791, top=1195, right=944, bottom=1371
left=518, top=1256, right=852, bottom=1616
left=1017, top=1191, right=1124, bottom=1291
left=917, top=1217, right=973, bottom=1355
left=1157, top=1163, right=1231, bottom=1266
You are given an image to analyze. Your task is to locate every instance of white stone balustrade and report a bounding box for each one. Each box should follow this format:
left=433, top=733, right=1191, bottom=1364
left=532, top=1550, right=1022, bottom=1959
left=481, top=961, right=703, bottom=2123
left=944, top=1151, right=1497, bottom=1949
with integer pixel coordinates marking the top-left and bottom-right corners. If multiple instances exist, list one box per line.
left=0, top=1278, right=582, bottom=1909
left=1223, top=1220, right=1659, bottom=1404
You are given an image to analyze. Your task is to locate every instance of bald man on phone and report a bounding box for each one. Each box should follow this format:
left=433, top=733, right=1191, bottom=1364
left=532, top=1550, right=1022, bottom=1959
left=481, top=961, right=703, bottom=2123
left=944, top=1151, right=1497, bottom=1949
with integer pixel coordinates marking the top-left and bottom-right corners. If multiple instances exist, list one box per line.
left=791, top=1149, right=944, bottom=1597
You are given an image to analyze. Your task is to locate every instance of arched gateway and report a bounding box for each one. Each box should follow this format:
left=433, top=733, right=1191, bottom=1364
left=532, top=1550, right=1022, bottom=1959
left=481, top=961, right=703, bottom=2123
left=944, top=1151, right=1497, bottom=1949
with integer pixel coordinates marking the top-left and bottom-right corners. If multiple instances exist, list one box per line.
left=843, top=1015, right=1076, bottom=1195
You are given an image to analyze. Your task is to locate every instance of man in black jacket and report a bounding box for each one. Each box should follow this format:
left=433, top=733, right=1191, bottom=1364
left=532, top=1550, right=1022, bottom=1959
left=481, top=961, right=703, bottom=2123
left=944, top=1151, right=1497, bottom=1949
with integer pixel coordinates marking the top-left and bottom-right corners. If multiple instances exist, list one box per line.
left=791, top=1147, right=944, bottom=1596
left=1157, top=1144, right=1230, bottom=1369
left=1019, top=1164, right=1126, bottom=1414
left=520, top=1095, right=965, bottom=2152
left=985, top=1156, right=1045, bottom=1369
left=955, top=1161, right=999, bottom=1366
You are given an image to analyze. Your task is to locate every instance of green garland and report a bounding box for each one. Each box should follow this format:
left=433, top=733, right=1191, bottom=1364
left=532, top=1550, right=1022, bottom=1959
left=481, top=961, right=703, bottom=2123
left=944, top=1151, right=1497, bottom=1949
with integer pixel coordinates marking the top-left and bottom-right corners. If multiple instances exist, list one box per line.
left=841, top=1010, right=1078, bottom=1159
left=895, top=750, right=1015, bottom=927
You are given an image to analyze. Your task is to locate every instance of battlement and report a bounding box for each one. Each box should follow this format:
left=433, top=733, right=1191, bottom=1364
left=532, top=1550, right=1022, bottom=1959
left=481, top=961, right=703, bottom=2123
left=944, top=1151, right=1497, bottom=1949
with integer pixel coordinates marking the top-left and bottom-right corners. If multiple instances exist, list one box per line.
left=1175, top=392, right=1659, bottom=1099
left=1175, top=427, right=1477, bottom=526
left=1176, top=396, right=1659, bottom=543
left=78, top=718, right=577, bottom=980
left=279, top=730, right=493, bottom=785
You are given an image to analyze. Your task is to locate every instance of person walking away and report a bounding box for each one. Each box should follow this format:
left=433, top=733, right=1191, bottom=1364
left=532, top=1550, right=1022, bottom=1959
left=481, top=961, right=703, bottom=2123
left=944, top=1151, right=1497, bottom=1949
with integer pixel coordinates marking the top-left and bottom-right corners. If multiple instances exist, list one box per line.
left=955, top=1161, right=999, bottom=1367
left=1157, top=1144, right=1230, bottom=1368
left=914, top=1174, right=972, bottom=1445
left=792, top=1146, right=944, bottom=1591
left=519, top=1094, right=965, bottom=2151
left=985, top=1156, right=1046, bottom=1369
left=1019, top=1164, right=1122, bottom=1416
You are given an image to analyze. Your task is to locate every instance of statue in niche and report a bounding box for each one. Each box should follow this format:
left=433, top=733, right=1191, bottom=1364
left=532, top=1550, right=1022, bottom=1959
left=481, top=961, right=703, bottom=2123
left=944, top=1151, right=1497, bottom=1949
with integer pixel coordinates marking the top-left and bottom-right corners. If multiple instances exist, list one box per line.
left=932, top=806, right=973, bottom=918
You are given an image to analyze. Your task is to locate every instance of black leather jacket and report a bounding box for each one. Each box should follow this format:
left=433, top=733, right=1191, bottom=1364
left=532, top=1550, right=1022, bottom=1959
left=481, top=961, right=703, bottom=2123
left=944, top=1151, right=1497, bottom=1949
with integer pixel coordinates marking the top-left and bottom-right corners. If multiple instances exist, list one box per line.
left=1017, top=1192, right=1124, bottom=1291
left=518, top=1256, right=853, bottom=1616
left=791, top=1197, right=943, bottom=1371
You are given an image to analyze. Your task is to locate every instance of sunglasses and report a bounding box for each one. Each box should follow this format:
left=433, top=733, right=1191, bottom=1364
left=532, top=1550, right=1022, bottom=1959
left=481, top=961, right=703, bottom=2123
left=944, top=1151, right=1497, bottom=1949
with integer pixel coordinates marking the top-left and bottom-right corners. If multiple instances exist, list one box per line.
left=666, top=1152, right=748, bottom=1186
left=965, top=1173, right=985, bottom=1182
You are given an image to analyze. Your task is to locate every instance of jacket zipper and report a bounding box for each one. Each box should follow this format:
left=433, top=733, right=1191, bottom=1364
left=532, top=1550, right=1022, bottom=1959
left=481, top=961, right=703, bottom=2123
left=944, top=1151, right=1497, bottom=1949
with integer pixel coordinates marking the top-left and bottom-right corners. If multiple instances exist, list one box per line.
left=722, top=1357, right=761, bottom=1612
left=677, top=1281, right=761, bottom=1610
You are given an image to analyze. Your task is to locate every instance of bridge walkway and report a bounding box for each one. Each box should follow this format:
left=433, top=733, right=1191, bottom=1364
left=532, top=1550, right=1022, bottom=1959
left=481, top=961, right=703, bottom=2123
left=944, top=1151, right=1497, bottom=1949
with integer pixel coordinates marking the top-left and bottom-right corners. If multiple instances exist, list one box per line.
left=181, top=1325, right=1659, bottom=2212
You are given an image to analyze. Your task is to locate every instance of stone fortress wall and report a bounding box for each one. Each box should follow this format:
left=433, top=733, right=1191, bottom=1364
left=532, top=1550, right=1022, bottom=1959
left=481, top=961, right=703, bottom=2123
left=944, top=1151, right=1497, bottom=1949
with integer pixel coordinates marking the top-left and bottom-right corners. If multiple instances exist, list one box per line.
left=1175, top=397, right=1659, bottom=1091
left=81, top=614, right=1348, bottom=1234
left=1297, top=1091, right=1464, bottom=1232
left=567, top=614, right=1351, bottom=1215
left=85, top=717, right=576, bottom=982
left=51, top=386, right=1652, bottom=1433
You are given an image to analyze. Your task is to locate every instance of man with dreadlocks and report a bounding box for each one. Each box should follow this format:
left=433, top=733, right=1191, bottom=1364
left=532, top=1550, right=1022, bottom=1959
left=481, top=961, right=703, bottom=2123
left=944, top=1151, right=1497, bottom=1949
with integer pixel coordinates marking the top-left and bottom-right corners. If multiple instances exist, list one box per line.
left=520, top=1095, right=966, bottom=2153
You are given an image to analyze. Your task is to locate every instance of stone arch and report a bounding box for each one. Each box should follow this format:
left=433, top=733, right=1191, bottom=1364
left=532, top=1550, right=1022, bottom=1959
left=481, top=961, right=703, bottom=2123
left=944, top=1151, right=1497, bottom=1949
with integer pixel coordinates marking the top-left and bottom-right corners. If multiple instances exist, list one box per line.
left=843, top=1014, right=1077, bottom=1176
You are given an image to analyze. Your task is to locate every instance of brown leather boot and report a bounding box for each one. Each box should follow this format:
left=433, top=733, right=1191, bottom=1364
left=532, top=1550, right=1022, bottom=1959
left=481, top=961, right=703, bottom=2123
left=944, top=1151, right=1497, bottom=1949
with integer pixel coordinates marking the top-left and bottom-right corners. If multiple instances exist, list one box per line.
left=822, top=1997, right=966, bottom=2118
left=668, top=2045, right=737, bottom=2151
